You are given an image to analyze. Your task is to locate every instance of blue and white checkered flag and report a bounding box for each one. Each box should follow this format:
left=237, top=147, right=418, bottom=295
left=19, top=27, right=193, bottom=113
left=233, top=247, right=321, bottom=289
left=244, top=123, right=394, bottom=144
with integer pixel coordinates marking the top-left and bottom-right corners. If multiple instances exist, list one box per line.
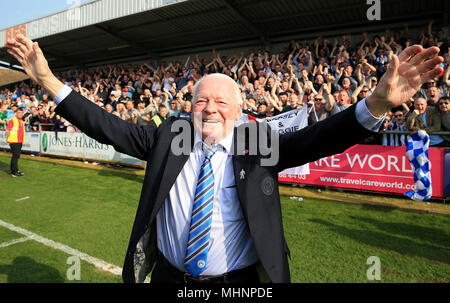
left=404, top=130, right=432, bottom=201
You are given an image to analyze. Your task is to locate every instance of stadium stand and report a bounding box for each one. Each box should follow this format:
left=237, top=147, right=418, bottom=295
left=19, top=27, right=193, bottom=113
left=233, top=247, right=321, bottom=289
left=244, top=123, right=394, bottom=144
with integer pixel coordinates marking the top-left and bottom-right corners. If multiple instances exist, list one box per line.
left=0, top=0, right=448, bottom=147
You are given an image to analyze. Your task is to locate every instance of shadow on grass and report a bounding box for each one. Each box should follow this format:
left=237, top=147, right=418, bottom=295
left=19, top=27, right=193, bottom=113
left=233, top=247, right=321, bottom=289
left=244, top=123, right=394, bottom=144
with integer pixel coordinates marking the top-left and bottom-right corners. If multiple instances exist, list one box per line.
left=309, top=218, right=450, bottom=265
left=96, top=168, right=144, bottom=184
left=348, top=216, right=450, bottom=249
left=0, top=158, right=10, bottom=178
left=1, top=153, right=144, bottom=184
left=0, top=157, right=9, bottom=168
left=0, top=256, right=64, bottom=282
left=360, top=204, right=397, bottom=213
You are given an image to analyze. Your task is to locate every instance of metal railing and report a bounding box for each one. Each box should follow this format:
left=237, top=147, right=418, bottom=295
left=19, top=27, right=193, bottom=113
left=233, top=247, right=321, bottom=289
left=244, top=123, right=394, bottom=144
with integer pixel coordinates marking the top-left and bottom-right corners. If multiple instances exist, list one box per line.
left=37, top=123, right=55, bottom=132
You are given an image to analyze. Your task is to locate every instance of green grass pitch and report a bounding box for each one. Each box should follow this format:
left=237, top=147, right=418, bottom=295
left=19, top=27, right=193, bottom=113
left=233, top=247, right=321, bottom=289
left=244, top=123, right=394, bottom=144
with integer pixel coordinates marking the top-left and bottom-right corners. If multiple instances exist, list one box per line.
left=0, top=155, right=449, bottom=283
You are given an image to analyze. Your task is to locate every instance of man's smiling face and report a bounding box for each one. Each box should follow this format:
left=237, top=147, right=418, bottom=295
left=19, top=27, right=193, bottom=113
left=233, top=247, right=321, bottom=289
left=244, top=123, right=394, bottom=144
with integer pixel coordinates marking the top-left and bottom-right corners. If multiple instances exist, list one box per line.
left=192, top=74, right=242, bottom=145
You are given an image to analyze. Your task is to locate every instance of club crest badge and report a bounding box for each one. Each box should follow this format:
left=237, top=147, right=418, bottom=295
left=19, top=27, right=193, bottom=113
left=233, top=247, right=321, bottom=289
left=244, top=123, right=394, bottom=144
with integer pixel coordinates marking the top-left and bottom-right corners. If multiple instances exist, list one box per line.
left=261, top=176, right=274, bottom=196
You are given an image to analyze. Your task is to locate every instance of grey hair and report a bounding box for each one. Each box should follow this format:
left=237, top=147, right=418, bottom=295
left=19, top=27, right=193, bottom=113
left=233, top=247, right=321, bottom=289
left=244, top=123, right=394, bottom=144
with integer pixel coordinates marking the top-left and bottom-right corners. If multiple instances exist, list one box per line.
left=192, top=73, right=243, bottom=105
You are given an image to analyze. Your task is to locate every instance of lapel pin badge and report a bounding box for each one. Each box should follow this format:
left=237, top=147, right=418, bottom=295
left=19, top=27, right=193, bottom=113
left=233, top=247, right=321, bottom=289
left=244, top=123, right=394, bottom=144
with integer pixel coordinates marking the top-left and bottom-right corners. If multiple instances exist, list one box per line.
left=240, top=169, right=245, bottom=180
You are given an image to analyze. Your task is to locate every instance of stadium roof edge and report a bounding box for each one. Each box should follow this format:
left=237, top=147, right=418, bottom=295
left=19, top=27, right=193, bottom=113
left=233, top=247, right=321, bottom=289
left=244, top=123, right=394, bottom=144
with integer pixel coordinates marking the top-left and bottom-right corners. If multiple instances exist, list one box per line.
left=0, top=0, right=99, bottom=32
left=0, top=0, right=445, bottom=71
left=0, top=0, right=188, bottom=44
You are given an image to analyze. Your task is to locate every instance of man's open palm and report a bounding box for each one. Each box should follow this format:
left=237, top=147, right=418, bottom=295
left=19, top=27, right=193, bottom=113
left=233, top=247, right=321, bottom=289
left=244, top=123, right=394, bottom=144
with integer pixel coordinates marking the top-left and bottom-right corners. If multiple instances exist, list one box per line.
left=368, top=45, right=443, bottom=116
left=5, top=35, right=51, bottom=85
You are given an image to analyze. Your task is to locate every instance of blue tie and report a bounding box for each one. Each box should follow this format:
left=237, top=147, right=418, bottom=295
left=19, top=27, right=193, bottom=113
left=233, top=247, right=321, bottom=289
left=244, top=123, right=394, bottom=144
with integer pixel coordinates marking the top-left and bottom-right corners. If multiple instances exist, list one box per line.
left=184, top=148, right=215, bottom=277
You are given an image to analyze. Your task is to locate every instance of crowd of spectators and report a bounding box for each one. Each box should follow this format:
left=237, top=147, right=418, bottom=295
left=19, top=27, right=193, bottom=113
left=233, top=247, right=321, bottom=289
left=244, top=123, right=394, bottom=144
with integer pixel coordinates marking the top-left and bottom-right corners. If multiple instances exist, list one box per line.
left=1, top=21, right=449, bottom=146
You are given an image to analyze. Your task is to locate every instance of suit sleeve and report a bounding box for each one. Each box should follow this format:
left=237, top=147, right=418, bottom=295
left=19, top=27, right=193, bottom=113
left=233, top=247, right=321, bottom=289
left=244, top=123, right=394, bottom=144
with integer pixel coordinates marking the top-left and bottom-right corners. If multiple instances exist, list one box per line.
left=276, top=104, right=373, bottom=172
left=55, top=90, right=157, bottom=160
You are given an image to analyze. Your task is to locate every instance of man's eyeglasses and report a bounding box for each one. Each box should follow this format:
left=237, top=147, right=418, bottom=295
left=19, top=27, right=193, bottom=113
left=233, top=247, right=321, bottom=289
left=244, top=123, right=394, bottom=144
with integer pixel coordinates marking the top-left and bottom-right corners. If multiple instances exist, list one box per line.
left=439, top=102, right=449, bottom=106
left=314, top=98, right=323, bottom=101
left=394, top=114, right=403, bottom=118
left=361, top=90, right=370, bottom=93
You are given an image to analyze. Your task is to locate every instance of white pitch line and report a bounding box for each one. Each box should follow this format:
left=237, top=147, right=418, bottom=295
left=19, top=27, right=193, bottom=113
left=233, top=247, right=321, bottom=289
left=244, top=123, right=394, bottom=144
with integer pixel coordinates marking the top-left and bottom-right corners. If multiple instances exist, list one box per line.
left=15, top=196, right=30, bottom=202
left=0, top=236, right=30, bottom=248
left=0, top=219, right=122, bottom=276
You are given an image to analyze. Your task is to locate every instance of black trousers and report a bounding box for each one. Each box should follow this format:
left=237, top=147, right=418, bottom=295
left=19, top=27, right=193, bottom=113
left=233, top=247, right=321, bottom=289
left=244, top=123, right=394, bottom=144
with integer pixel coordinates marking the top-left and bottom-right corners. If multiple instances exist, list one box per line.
left=9, top=143, right=22, bottom=173
left=151, top=251, right=261, bottom=283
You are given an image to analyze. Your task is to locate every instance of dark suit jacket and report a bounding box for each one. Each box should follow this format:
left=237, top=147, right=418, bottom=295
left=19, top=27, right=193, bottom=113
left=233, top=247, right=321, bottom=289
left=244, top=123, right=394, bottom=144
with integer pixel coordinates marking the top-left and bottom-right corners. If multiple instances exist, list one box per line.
left=55, top=91, right=372, bottom=283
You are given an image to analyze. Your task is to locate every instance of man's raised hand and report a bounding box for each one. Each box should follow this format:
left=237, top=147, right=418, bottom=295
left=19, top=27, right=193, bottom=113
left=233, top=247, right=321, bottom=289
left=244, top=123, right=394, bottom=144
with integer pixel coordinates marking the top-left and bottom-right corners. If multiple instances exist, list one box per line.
left=6, top=35, right=51, bottom=85
left=6, top=35, right=63, bottom=97
left=366, top=45, right=443, bottom=117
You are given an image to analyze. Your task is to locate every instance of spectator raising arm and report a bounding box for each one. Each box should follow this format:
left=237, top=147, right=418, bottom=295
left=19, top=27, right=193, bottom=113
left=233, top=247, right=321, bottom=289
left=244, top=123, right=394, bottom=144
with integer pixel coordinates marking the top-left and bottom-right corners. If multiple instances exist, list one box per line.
left=293, top=74, right=304, bottom=96
left=175, top=91, right=186, bottom=108
left=288, top=65, right=295, bottom=89
left=231, top=68, right=238, bottom=81
left=264, top=91, right=282, bottom=113
left=322, top=83, right=335, bottom=112
left=352, top=82, right=365, bottom=104
left=427, top=21, right=434, bottom=39
left=216, top=52, right=225, bottom=70
left=314, top=38, right=320, bottom=59
left=363, top=60, right=377, bottom=74
left=243, top=97, right=257, bottom=112
left=305, top=80, right=318, bottom=95
left=93, top=82, right=99, bottom=96
left=359, top=38, right=368, bottom=52
left=247, top=61, right=257, bottom=80
left=355, top=64, right=364, bottom=85
left=184, top=56, right=191, bottom=69
left=305, top=50, right=314, bottom=74
left=370, top=39, right=379, bottom=61
left=271, top=76, right=280, bottom=98
left=330, top=38, right=338, bottom=58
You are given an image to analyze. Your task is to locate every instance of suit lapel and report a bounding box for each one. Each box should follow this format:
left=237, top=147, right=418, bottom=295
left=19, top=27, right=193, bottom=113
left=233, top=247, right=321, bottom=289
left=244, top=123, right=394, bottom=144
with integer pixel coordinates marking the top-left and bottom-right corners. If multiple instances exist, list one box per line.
left=231, top=127, right=254, bottom=225
left=232, top=154, right=254, bottom=224
left=149, top=121, right=195, bottom=223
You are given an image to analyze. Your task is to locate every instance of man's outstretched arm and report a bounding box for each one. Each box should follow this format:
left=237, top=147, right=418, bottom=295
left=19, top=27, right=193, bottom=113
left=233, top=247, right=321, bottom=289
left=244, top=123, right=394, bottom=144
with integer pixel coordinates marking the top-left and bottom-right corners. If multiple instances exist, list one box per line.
left=5, top=35, right=155, bottom=160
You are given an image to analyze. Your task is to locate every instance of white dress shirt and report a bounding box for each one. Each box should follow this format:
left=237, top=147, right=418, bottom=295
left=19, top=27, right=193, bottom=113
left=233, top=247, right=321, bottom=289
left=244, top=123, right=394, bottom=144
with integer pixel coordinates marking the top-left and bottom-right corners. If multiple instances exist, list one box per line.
left=156, top=132, right=258, bottom=275
left=54, top=85, right=385, bottom=275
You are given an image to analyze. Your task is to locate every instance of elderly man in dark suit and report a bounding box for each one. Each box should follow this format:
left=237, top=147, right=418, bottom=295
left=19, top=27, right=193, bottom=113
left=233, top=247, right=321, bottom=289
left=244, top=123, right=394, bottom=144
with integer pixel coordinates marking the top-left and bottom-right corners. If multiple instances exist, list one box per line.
left=6, top=35, right=444, bottom=283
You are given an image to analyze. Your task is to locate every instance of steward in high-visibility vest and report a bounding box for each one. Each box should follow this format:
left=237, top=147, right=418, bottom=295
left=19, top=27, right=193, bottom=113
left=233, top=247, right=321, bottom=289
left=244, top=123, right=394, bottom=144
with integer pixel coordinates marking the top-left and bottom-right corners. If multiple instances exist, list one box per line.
left=150, top=114, right=164, bottom=128
left=149, top=106, right=169, bottom=128
left=6, top=115, right=25, bottom=143
left=6, top=108, right=26, bottom=177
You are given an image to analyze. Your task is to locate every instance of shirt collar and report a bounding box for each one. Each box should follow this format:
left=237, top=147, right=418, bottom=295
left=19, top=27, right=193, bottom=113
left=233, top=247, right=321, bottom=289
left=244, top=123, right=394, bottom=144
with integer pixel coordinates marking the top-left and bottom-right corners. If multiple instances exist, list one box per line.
left=194, top=130, right=234, bottom=154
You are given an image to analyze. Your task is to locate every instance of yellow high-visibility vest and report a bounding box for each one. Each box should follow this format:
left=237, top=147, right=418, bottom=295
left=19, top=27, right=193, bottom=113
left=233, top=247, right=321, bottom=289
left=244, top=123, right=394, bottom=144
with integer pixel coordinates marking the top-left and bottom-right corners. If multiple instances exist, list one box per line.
left=151, top=115, right=163, bottom=127
left=7, top=116, right=25, bottom=143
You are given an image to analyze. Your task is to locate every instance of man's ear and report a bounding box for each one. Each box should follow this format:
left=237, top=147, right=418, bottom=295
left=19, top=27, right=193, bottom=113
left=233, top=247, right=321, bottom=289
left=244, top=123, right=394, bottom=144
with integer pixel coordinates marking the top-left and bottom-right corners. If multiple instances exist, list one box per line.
left=236, top=103, right=243, bottom=120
